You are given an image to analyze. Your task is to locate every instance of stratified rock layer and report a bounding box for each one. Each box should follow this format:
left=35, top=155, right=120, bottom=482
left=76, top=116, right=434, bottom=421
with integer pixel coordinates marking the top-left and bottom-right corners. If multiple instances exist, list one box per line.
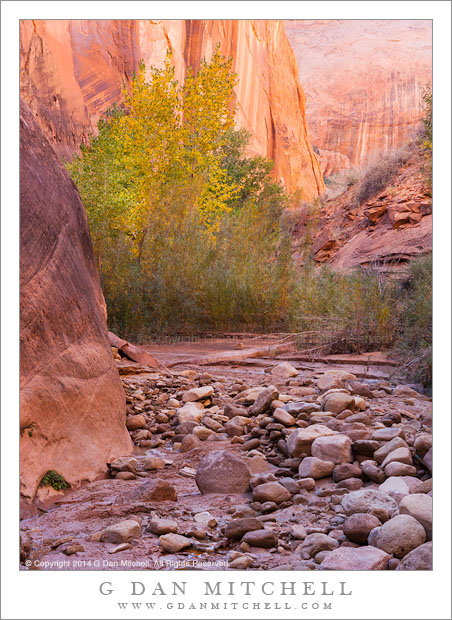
left=20, top=99, right=132, bottom=500
left=285, top=19, right=432, bottom=174
left=20, top=19, right=324, bottom=199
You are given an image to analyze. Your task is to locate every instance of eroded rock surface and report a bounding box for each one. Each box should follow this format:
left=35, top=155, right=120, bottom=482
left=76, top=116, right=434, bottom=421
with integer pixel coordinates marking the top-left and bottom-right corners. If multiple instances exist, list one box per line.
left=20, top=99, right=131, bottom=500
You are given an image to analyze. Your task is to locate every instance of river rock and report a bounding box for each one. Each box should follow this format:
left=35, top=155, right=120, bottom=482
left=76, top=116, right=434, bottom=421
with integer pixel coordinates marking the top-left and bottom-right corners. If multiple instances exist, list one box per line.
left=270, top=362, right=299, bottom=378
left=348, top=381, right=375, bottom=399
left=126, top=478, right=177, bottom=502
left=399, top=494, right=432, bottom=539
left=299, top=533, right=339, bottom=558
left=343, top=513, right=382, bottom=544
left=287, top=425, right=335, bottom=457
left=379, top=477, right=411, bottom=502
left=273, top=408, right=296, bottom=426
left=372, top=427, right=403, bottom=441
left=361, top=460, right=386, bottom=483
left=110, top=456, right=137, bottom=473
left=180, top=435, right=202, bottom=452
left=159, top=533, right=192, bottom=553
left=195, top=451, right=251, bottom=494
left=380, top=447, right=413, bottom=469
left=320, top=546, right=391, bottom=570
left=414, top=433, right=432, bottom=458
left=252, top=482, right=292, bottom=504
left=177, top=402, right=205, bottom=424
left=182, top=386, right=214, bottom=403
left=284, top=402, right=321, bottom=415
left=223, top=518, right=264, bottom=540
left=375, top=514, right=426, bottom=557
left=224, top=404, right=249, bottom=419
left=341, top=489, right=399, bottom=518
left=353, top=439, right=384, bottom=457
left=332, top=463, right=362, bottom=482
left=242, top=529, right=278, bottom=548
left=126, top=415, right=147, bottom=430
left=317, top=373, right=343, bottom=391
left=101, top=520, right=142, bottom=544
left=393, top=385, right=421, bottom=397
left=322, top=392, right=355, bottom=414
left=298, top=456, right=334, bottom=479
left=143, top=456, right=165, bottom=471
left=374, top=437, right=409, bottom=463
left=396, top=541, right=432, bottom=570
left=249, top=386, right=279, bottom=415
left=422, top=448, right=432, bottom=472
left=311, top=434, right=352, bottom=464
left=148, top=518, right=178, bottom=535
left=384, top=462, right=417, bottom=477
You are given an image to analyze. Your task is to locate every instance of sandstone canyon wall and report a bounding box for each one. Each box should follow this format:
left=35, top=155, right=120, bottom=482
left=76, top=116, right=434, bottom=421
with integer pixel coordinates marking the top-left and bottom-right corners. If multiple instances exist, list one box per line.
left=285, top=20, right=432, bottom=175
left=20, top=19, right=324, bottom=199
left=20, top=99, right=132, bottom=501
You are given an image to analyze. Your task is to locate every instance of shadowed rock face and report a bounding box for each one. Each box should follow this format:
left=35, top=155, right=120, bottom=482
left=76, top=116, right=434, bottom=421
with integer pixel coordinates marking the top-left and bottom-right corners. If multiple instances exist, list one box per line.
left=20, top=19, right=324, bottom=199
left=285, top=19, right=432, bottom=174
left=20, top=99, right=132, bottom=501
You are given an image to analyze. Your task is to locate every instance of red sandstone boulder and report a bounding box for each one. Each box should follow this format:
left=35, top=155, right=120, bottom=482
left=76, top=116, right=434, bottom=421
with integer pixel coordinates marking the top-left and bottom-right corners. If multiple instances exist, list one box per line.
left=20, top=99, right=132, bottom=501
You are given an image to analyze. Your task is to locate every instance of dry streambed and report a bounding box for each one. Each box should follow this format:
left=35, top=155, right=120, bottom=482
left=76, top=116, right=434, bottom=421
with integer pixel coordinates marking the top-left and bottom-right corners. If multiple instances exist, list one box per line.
left=20, top=349, right=433, bottom=571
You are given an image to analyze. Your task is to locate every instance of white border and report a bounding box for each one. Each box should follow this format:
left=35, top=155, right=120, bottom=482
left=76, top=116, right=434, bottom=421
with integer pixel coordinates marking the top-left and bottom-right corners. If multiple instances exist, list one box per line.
left=1, top=2, right=451, bottom=619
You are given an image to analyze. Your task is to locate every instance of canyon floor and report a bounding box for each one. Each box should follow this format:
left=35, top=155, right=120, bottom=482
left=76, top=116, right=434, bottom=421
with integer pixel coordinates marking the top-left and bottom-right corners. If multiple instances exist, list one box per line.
left=20, top=337, right=433, bottom=572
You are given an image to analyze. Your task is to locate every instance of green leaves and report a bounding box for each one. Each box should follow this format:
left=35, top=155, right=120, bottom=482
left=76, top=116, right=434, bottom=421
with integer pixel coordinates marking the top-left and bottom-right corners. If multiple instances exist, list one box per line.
left=67, top=46, right=292, bottom=336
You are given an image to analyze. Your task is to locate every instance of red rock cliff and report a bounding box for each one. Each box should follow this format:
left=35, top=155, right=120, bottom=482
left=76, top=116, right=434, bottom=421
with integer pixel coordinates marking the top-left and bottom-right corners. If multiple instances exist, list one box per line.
left=20, top=99, right=132, bottom=501
left=20, top=19, right=324, bottom=199
left=285, top=20, right=432, bottom=175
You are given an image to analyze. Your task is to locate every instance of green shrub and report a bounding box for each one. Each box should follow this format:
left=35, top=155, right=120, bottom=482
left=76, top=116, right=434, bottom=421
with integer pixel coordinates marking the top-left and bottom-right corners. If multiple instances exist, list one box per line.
left=290, top=263, right=397, bottom=353
left=40, top=471, right=70, bottom=491
left=394, top=254, right=432, bottom=386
